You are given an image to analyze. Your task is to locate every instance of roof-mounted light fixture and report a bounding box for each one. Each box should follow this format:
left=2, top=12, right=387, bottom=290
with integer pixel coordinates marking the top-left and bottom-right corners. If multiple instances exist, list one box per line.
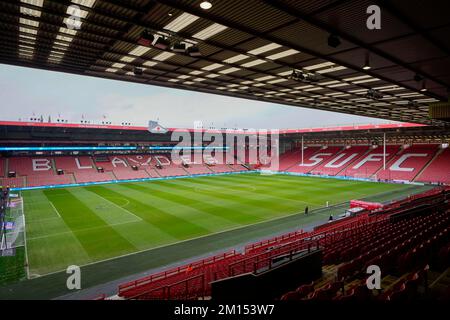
left=363, top=52, right=371, bottom=70
left=200, top=1, right=212, bottom=10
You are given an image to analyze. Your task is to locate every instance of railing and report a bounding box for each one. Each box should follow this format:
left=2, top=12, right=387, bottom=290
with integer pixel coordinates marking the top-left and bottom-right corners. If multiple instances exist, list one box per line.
left=244, top=230, right=304, bottom=253
left=131, top=274, right=206, bottom=300
left=229, top=240, right=320, bottom=277
left=119, top=250, right=238, bottom=294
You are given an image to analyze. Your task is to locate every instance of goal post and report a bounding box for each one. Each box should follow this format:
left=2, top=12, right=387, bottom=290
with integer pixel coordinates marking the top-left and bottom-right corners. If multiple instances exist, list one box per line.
left=0, top=191, right=28, bottom=284
left=353, top=173, right=378, bottom=181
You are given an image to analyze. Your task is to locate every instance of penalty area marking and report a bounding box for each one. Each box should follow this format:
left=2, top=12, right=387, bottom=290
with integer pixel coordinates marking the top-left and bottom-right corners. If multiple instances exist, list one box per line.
left=89, top=193, right=142, bottom=222
left=193, top=185, right=257, bottom=193
left=26, top=220, right=140, bottom=241
left=49, top=201, right=61, bottom=218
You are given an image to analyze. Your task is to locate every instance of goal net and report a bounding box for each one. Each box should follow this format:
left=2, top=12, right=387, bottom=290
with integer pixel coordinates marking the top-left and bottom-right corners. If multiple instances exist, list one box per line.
left=1, top=194, right=25, bottom=250
left=0, top=192, right=27, bottom=284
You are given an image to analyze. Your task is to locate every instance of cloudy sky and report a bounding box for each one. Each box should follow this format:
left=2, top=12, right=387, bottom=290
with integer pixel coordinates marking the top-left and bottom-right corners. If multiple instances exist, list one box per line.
left=0, top=64, right=391, bottom=129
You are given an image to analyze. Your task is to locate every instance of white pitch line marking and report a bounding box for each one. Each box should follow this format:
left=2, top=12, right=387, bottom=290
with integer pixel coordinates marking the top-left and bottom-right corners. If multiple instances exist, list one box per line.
left=90, top=193, right=142, bottom=222
left=49, top=201, right=61, bottom=218
left=27, top=220, right=140, bottom=241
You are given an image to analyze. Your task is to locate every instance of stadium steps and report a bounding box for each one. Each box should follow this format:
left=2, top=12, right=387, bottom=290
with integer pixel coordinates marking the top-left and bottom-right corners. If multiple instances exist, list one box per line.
left=50, top=158, right=57, bottom=174
left=282, top=147, right=318, bottom=171
left=145, top=168, right=162, bottom=178
left=3, top=158, right=8, bottom=177
left=180, top=166, right=191, bottom=175
left=109, top=170, right=119, bottom=180
left=203, top=165, right=214, bottom=173
left=307, top=146, right=346, bottom=174
left=282, top=150, right=303, bottom=171
left=370, top=146, right=404, bottom=178
left=282, top=148, right=313, bottom=172
left=89, top=156, right=98, bottom=170
left=334, top=146, right=372, bottom=176
left=413, top=147, right=443, bottom=182
left=429, top=268, right=450, bottom=291
left=72, top=172, right=79, bottom=184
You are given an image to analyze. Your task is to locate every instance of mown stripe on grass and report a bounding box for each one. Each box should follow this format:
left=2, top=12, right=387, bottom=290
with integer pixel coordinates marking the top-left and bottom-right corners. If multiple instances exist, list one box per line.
left=123, top=182, right=261, bottom=225
left=182, top=174, right=398, bottom=206
left=148, top=180, right=284, bottom=219
left=160, top=178, right=304, bottom=216
left=43, top=189, right=137, bottom=259
left=175, top=177, right=319, bottom=209
left=103, top=183, right=232, bottom=233
left=85, top=185, right=210, bottom=240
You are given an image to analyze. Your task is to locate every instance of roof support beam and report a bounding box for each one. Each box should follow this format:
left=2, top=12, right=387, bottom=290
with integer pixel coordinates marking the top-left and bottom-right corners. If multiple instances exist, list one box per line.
left=154, top=0, right=445, bottom=101
left=262, top=0, right=449, bottom=93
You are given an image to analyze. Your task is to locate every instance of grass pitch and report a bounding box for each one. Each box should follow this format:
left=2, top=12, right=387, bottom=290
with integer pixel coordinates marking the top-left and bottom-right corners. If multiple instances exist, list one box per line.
left=23, top=173, right=413, bottom=276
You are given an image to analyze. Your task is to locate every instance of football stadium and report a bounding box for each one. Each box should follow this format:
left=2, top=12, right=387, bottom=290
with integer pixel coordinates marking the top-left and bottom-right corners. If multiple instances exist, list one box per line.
left=0, top=0, right=450, bottom=310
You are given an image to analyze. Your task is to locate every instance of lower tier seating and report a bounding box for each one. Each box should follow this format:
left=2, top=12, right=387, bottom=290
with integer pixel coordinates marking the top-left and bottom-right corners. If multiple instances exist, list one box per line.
left=113, top=187, right=450, bottom=300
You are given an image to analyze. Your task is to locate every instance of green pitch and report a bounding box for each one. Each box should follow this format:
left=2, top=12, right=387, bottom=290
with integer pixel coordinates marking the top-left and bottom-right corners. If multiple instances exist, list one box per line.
left=22, top=173, right=412, bottom=276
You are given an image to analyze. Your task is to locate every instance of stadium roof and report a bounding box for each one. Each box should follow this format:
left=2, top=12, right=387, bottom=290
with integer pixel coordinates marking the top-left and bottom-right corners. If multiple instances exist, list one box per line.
left=1, top=121, right=449, bottom=145
left=0, top=120, right=425, bottom=134
left=1, top=0, right=449, bottom=126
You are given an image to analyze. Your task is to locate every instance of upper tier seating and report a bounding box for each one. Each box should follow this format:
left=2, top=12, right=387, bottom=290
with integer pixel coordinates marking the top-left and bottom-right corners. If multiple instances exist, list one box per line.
left=377, top=144, right=438, bottom=181
left=416, top=148, right=450, bottom=184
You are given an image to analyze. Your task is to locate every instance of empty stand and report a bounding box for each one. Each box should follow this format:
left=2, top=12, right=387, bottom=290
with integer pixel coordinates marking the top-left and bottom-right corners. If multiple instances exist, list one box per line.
left=416, top=148, right=450, bottom=184
left=54, top=156, right=95, bottom=173
left=112, top=187, right=450, bottom=300
left=0, top=158, right=5, bottom=178
left=0, top=177, right=25, bottom=188
left=340, top=145, right=400, bottom=178
left=9, top=157, right=75, bottom=187
left=377, top=144, right=438, bottom=181
left=313, top=145, right=371, bottom=176
left=3, top=144, right=449, bottom=188
left=95, top=156, right=150, bottom=180
left=278, top=146, right=321, bottom=171
left=9, top=157, right=55, bottom=176
left=74, top=171, right=115, bottom=184
left=288, top=146, right=342, bottom=174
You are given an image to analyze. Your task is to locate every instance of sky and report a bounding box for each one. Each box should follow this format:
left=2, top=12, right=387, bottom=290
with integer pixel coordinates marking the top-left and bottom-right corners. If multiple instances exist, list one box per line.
left=0, top=64, right=391, bottom=129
